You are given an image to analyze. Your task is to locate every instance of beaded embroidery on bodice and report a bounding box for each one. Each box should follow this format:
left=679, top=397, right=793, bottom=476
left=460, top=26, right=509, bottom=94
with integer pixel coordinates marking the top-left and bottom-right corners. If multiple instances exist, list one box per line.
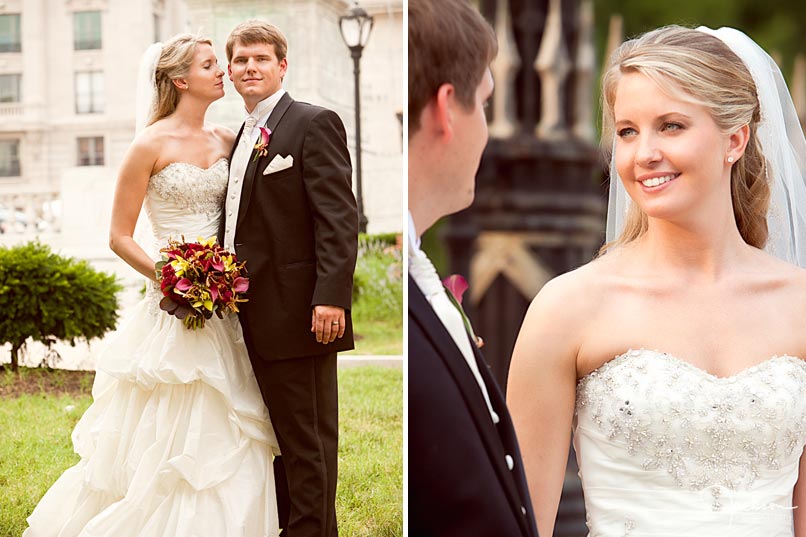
left=146, top=158, right=228, bottom=217
left=574, top=349, right=806, bottom=536
left=141, top=158, right=229, bottom=310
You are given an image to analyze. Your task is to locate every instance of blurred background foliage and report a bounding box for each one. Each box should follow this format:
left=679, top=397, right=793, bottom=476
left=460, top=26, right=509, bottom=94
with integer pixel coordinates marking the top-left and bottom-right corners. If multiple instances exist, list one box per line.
left=594, top=0, right=806, bottom=77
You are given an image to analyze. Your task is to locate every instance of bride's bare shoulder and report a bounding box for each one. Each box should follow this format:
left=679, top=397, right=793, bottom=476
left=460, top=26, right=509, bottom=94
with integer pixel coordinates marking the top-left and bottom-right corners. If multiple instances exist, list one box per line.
left=743, top=247, right=806, bottom=290
left=535, top=249, right=626, bottom=304
left=522, top=252, right=619, bottom=334
left=131, top=120, right=177, bottom=151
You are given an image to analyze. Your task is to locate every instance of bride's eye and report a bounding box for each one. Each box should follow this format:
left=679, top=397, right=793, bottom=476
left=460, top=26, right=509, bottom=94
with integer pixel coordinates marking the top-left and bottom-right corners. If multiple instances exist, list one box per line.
left=617, top=127, right=637, bottom=138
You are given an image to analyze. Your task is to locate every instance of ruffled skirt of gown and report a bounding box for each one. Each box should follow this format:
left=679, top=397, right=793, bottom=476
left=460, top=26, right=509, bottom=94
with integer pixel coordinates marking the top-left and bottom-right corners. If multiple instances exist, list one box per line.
left=23, top=296, right=280, bottom=537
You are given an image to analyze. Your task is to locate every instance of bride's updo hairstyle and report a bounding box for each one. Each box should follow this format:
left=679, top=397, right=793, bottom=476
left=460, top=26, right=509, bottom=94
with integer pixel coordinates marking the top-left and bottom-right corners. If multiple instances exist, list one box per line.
left=150, top=33, right=213, bottom=125
left=600, top=25, right=769, bottom=252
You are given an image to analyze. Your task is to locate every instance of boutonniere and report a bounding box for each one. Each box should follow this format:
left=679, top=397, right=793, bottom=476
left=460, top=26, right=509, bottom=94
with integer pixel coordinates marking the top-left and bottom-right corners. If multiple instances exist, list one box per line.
left=252, top=127, right=272, bottom=162
left=442, top=274, right=484, bottom=349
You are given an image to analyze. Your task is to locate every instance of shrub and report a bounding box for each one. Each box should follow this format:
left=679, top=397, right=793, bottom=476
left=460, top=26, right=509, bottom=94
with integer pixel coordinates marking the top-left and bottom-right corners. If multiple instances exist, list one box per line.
left=358, top=232, right=400, bottom=249
left=353, top=235, right=402, bottom=325
left=0, top=242, right=122, bottom=371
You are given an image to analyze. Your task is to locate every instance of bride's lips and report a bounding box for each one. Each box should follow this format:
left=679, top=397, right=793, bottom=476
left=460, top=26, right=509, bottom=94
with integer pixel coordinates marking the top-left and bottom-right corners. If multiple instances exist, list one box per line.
left=636, top=172, right=680, bottom=192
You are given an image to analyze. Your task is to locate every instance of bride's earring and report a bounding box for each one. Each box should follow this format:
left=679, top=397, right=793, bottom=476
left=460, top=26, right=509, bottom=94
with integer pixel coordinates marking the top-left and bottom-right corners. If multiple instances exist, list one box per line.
left=727, top=156, right=735, bottom=163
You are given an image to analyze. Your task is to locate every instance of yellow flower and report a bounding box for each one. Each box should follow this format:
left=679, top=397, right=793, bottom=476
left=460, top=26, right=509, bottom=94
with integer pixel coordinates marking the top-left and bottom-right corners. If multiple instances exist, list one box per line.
left=170, top=258, right=190, bottom=277
left=198, top=236, right=217, bottom=248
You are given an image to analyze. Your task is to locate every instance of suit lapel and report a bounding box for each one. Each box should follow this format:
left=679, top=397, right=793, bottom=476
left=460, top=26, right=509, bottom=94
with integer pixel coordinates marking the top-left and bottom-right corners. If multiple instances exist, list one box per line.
left=409, top=277, right=531, bottom=534
left=236, top=92, right=295, bottom=230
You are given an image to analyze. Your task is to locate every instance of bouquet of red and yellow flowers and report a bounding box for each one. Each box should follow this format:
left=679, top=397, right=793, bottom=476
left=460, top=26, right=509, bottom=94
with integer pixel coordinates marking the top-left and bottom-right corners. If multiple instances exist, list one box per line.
left=155, top=237, right=249, bottom=329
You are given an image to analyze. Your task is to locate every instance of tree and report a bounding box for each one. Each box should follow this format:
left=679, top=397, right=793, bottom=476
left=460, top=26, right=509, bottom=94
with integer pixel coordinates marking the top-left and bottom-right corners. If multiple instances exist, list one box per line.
left=594, top=0, right=806, bottom=78
left=0, top=242, right=122, bottom=371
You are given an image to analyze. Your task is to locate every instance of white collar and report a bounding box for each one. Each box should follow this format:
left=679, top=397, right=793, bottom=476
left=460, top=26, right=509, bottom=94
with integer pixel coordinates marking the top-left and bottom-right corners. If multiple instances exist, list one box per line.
left=245, top=87, right=286, bottom=124
left=407, top=210, right=422, bottom=254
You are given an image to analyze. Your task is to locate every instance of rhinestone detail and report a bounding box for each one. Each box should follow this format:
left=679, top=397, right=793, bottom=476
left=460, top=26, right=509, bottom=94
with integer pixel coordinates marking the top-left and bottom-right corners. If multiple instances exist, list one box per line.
left=147, top=158, right=228, bottom=216
left=576, top=349, right=806, bottom=506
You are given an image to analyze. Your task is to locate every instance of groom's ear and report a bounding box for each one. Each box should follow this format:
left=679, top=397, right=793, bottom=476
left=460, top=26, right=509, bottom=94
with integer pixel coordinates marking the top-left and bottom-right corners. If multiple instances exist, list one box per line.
left=432, top=83, right=455, bottom=143
left=227, top=64, right=234, bottom=81
left=419, top=84, right=455, bottom=144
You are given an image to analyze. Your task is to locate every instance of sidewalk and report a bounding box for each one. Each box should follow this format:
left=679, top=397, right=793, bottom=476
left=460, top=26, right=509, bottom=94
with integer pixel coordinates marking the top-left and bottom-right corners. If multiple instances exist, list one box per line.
left=338, top=355, right=403, bottom=368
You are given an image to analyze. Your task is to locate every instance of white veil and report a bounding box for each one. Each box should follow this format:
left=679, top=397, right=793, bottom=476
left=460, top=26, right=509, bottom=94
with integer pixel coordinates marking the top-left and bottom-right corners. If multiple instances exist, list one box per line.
left=132, top=42, right=163, bottom=261
left=135, top=42, right=163, bottom=134
left=605, top=27, right=806, bottom=267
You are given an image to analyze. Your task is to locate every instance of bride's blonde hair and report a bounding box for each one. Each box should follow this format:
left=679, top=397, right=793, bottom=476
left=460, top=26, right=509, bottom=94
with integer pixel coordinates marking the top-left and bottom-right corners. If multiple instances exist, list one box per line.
left=599, top=25, right=768, bottom=254
left=149, top=33, right=213, bottom=126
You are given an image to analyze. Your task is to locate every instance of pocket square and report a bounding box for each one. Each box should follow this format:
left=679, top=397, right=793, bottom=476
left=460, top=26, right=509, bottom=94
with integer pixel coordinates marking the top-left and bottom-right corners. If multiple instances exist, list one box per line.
left=263, top=154, right=294, bottom=175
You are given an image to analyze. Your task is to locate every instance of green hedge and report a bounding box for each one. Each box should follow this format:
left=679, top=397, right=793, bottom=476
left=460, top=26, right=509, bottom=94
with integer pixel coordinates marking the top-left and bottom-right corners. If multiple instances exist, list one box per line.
left=358, top=232, right=400, bottom=249
left=0, top=242, right=122, bottom=371
left=352, top=236, right=402, bottom=325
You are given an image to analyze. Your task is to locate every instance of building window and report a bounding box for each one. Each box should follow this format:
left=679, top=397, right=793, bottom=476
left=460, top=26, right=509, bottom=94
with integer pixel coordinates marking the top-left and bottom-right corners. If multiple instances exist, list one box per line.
left=74, top=11, right=101, bottom=50
left=153, top=13, right=161, bottom=43
left=0, top=14, right=21, bottom=53
left=77, top=137, right=104, bottom=166
left=0, top=74, right=20, bottom=103
left=75, top=71, right=104, bottom=114
left=0, top=140, right=20, bottom=176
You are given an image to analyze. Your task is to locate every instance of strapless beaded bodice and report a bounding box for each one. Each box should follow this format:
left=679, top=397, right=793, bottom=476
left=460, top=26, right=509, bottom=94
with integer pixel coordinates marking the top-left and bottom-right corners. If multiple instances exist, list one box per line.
left=141, top=158, right=228, bottom=308
left=144, top=158, right=228, bottom=242
left=574, top=349, right=806, bottom=536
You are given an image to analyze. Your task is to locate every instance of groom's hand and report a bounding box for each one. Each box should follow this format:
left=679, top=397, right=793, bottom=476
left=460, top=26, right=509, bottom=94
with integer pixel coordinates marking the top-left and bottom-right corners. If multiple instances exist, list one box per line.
left=311, top=305, right=346, bottom=344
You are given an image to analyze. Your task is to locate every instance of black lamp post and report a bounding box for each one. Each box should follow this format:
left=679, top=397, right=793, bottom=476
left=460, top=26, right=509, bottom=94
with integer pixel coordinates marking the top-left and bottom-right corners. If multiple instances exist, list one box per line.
left=339, top=2, right=373, bottom=234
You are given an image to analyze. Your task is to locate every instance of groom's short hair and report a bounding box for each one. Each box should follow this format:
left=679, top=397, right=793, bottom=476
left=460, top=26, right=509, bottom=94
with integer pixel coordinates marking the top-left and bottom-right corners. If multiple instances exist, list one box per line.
left=226, top=20, right=288, bottom=63
left=408, top=0, right=497, bottom=137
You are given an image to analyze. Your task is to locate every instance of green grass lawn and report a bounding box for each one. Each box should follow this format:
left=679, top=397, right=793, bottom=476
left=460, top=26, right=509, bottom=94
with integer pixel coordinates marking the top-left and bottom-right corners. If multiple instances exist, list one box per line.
left=0, top=366, right=402, bottom=536
left=347, top=318, right=403, bottom=356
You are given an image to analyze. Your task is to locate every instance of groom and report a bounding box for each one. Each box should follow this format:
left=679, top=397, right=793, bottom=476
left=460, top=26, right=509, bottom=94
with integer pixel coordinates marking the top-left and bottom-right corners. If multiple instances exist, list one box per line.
left=408, top=1, right=538, bottom=536
left=221, top=20, right=358, bottom=537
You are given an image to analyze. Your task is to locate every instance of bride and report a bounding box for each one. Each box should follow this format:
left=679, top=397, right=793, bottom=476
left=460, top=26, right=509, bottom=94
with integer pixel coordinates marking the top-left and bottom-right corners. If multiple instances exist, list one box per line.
left=23, top=34, right=280, bottom=536
left=508, top=26, right=806, bottom=537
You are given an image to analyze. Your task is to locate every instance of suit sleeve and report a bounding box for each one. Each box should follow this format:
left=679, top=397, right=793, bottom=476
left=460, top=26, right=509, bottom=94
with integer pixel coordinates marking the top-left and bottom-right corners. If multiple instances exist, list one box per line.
left=301, top=108, right=359, bottom=310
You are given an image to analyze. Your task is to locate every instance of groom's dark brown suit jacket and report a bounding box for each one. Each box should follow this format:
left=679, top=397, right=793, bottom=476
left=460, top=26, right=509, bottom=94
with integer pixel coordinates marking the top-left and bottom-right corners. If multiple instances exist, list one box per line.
left=220, top=92, right=358, bottom=359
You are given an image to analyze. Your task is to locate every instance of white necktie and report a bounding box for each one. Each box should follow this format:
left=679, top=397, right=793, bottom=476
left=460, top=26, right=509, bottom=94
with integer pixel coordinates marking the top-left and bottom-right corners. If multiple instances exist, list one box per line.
left=410, top=248, right=500, bottom=424
left=223, top=116, right=258, bottom=250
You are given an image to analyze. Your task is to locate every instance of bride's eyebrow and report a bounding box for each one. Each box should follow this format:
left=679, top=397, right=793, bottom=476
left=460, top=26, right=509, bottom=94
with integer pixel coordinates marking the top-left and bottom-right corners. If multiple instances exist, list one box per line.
left=656, top=112, right=693, bottom=121
left=614, top=111, right=693, bottom=126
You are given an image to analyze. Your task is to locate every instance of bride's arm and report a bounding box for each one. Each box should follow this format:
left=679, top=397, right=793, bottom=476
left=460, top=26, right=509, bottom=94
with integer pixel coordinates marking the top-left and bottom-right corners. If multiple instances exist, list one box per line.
left=794, top=447, right=806, bottom=536
left=508, top=275, right=582, bottom=537
left=109, top=135, right=160, bottom=281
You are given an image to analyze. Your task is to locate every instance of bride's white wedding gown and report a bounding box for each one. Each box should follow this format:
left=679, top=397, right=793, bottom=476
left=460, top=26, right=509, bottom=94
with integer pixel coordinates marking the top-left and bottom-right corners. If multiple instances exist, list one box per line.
left=24, top=159, right=280, bottom=537
left=575, top=348, right=806, bottom=537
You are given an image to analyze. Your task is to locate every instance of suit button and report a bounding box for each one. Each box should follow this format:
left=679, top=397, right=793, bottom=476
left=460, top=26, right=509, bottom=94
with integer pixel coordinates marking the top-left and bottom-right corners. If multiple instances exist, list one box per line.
left=521, top=506, right=526, bottom=516
left=228, top=211, right=233, bottom=216
left=505, top=454, right=514, bottom=471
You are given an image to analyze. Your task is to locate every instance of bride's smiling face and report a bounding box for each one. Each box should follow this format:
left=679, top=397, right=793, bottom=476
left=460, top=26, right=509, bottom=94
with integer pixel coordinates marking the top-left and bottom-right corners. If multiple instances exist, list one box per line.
left=613, top=71, right=734, bottom=223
